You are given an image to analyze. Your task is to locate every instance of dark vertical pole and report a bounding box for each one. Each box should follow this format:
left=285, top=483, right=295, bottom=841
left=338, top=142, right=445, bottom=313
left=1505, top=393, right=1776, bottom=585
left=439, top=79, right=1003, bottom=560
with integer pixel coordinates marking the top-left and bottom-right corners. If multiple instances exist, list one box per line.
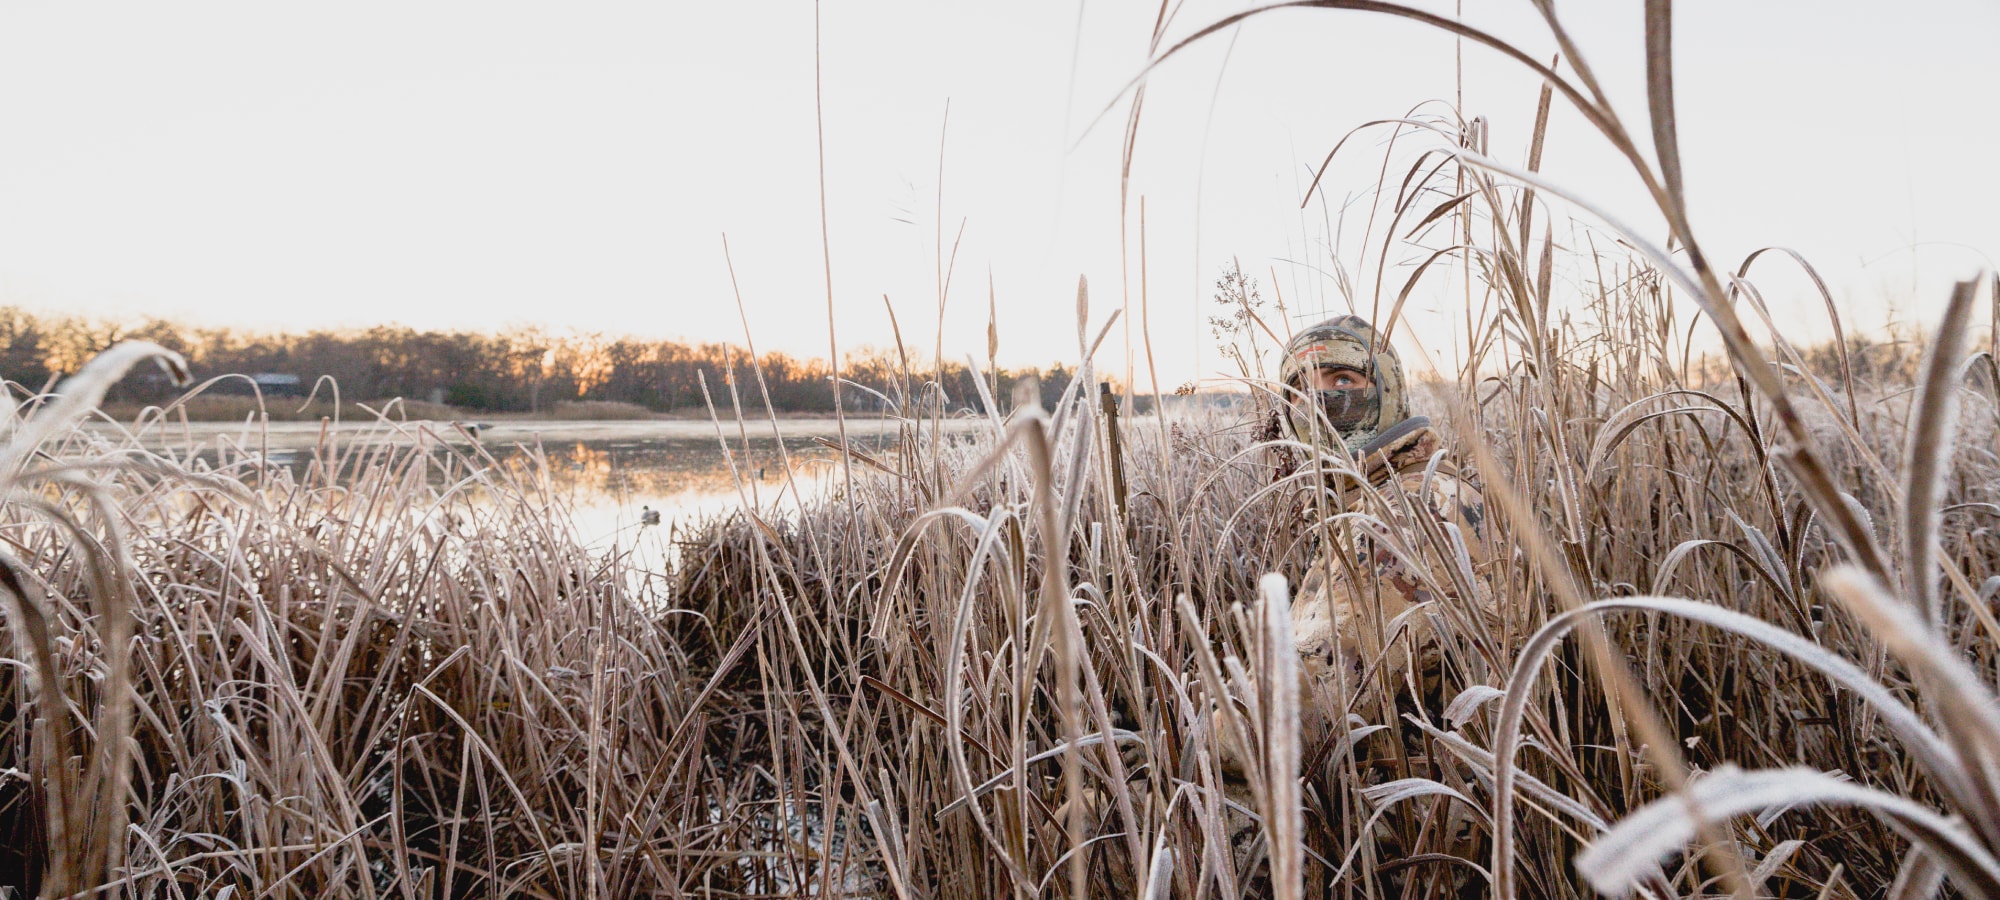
left=1099, top=382, right=1129, bottom=527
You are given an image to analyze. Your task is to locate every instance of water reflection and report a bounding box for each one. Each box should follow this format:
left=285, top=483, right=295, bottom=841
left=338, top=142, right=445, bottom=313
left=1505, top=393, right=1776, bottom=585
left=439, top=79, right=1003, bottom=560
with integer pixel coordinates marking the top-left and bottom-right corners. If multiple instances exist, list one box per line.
left=525, top=435, right=842, bottom=507
left=153, top=415, right=970, bottom=580
left=510, top=434, right=868, bottom=554
left=182, top=428, right=898, bottom=573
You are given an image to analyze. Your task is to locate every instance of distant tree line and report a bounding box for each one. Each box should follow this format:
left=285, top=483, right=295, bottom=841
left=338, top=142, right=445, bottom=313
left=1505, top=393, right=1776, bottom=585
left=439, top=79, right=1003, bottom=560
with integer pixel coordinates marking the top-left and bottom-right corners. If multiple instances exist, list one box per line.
left=4, top=307, right=1094, bottom=414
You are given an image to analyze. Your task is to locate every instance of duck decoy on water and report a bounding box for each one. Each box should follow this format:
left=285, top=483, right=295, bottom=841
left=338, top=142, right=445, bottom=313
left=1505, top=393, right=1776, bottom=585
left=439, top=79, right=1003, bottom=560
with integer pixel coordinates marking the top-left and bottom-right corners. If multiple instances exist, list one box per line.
left=451, top=421, right=490, bottom=439
left=639, top=506, right=661, bottom=526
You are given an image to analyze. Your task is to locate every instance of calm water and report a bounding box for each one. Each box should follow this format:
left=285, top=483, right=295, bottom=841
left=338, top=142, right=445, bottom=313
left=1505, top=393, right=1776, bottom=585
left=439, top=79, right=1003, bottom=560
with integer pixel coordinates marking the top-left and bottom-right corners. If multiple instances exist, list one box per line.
left=183, top=426, right=907, bottom=571
left=512, top=433, right=871, bottom=547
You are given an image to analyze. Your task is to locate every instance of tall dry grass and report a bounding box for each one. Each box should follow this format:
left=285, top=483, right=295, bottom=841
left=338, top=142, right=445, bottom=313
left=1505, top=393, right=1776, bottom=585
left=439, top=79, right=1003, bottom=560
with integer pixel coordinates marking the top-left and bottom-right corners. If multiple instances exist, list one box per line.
left=4, top=374, right=824, bottom=897
left=12, top=294, right=1995, bottom=898
left=664, top=277, right=2000, bottom=897
left=6, top=2, right=2000, bottom=899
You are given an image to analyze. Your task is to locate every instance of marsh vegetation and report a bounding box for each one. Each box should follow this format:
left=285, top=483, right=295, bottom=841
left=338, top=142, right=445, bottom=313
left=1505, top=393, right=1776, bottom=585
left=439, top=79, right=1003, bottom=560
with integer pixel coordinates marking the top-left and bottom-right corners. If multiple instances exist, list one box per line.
left=5, top=3, right=1999, bottom=899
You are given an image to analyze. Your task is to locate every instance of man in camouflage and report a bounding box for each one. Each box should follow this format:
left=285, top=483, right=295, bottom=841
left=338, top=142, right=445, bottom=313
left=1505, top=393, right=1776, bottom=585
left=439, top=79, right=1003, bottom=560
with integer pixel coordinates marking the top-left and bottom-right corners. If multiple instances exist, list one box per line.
left=1273, top=315, right=1491, bottom=750
left=1199, top=315, right=1490, bottom=887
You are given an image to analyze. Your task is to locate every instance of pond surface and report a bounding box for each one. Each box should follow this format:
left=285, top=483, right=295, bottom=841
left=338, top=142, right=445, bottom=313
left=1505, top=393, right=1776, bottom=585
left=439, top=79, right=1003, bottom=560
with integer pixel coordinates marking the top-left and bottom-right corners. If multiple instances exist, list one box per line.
left=502, top=431, right=870, bottom=553
left=139, top=417, right=959, bottom=572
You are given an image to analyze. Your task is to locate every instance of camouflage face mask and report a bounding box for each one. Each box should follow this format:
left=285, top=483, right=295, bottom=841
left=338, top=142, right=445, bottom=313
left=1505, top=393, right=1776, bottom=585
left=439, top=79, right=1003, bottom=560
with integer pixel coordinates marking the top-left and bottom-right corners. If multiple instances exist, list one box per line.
left=1313, top=383, right=1381, bottom=433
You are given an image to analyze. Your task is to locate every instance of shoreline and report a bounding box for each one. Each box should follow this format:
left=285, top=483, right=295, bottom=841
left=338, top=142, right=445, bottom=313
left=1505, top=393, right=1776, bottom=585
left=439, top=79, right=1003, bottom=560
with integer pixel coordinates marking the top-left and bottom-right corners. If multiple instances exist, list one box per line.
left=83, top=415, right=987, bottom=451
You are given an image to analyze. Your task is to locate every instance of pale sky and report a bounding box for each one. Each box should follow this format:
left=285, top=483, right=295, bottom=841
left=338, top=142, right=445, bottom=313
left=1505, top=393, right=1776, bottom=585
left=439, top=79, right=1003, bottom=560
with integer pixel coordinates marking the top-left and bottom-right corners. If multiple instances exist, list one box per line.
left=0, top=1, right=1993, bottom=387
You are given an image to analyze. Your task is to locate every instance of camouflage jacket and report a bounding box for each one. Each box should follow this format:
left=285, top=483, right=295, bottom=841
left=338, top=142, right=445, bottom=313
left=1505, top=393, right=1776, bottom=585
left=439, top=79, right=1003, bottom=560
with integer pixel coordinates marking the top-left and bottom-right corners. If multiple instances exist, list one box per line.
left=1287, top=420, right=1491, bottom=715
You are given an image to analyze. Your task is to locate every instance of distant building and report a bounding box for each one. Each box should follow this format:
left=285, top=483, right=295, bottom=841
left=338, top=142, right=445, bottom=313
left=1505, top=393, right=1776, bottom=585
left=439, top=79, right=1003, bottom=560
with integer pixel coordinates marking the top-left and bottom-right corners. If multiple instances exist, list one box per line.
left=252, top=373, right=304, bottom=396
left=211, top=373, right=306, bottom=398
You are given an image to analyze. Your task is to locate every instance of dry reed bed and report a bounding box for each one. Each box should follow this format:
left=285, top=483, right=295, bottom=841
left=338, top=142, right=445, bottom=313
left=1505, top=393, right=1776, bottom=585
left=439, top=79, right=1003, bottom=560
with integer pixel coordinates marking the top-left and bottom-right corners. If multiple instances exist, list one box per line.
left=2, top=397, right=806, bottom=897
left=670, top=299, right=2000, bottom=898
left=4, top=272, right=2000, bottom=899
left=9, top=4, right=2000, bottom=898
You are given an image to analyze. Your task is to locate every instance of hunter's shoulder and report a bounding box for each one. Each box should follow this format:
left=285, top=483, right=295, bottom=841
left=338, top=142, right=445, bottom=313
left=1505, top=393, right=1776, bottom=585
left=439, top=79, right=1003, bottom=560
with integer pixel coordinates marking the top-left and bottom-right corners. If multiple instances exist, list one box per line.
left=1389, top=459, right=1487, bottom=548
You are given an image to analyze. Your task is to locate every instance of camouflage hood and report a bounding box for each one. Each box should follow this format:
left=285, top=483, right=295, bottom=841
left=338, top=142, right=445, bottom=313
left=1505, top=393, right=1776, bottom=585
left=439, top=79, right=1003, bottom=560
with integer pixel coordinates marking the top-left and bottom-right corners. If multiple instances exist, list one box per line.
left=1278, top=315, right=1411, bottom=454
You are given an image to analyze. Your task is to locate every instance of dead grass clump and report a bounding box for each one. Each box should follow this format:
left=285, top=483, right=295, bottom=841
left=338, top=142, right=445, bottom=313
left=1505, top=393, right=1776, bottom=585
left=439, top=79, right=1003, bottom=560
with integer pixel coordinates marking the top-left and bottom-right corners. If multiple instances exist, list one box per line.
left=1, top=369, right=821, bottom=897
